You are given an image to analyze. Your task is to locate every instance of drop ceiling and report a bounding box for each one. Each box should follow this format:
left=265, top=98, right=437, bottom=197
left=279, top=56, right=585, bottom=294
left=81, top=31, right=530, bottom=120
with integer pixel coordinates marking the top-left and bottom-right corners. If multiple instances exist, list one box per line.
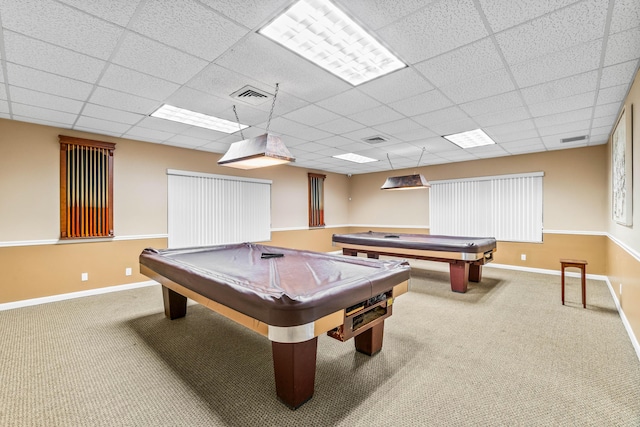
left=0, top=0, right=638, bottom=175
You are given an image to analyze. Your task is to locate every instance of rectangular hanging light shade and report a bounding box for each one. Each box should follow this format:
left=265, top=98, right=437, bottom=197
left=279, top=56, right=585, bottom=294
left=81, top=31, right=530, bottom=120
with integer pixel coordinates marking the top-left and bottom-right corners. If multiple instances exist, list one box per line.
left=381, top=174, right=430, bottom=190
left=218, top=133, right=295, bottom=169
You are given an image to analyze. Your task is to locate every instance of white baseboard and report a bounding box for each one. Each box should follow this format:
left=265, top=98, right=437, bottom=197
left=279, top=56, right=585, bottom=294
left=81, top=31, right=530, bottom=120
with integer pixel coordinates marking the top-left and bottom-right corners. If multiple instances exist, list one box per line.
left=0, top=281, right=158, bottom=312
left=603, top=276, right=640, bottom=362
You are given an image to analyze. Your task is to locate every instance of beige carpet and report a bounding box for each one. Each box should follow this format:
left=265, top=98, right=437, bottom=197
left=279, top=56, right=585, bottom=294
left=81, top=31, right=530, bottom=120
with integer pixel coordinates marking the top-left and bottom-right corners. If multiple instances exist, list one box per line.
left=1, top=262, right=639, bottom=426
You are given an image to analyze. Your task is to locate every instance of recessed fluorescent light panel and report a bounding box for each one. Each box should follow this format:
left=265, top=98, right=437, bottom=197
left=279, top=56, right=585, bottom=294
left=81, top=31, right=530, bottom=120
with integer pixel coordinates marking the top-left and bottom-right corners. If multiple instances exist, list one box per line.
left=150, top=104, right=248, bottom=134
left=333, top=153, right=378, bottom=163
left=443, top=129, right=497, bottom=149
left=259, top=0, right=407, bottom=86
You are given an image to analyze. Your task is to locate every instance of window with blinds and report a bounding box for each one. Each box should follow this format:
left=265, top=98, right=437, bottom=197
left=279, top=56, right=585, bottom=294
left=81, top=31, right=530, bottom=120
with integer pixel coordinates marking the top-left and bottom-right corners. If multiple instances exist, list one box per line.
left=308, top=173, right=326, bottom=228
left=167, top=169, right=271, bottom=248
left=429, top=172, right=544, bottom=242
left=59, top=135, right=115, bottom=239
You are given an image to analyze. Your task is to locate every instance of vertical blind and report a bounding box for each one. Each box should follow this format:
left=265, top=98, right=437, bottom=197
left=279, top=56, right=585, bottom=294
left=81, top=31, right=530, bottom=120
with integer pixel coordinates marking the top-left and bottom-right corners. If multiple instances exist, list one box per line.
left=59, top=136, right=115, bottom=239
left=429, top=172, right=544, bottom=242
left=167, top=169, right=272, bottom=248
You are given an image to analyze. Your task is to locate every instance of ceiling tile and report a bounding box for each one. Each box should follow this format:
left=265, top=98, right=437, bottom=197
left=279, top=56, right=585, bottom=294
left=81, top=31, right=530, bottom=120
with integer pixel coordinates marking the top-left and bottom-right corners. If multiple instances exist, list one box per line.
left=12, top=115, right=71, bottom=128
left=377, top=0, right=488, bottom=63
left=74, top=116, right=131, bottom=134
left=6, top=64, right=94, bottom=100
left=596, top=84, right=629, bottom=105
left=99, top=65, right=180, bottom=101
left=112, top=31, right=208, bottom=84
left=439, top=68, right=515, bottom=103
left=383, top=125, right=438, bottom=143
left=473, top=106, right=530, bottom=127
left=604, top=26, right=640, bottom=66
left=124, top=126, right=174, bottom=142
left=538, top=119, right=590, bottom=137
left=358, top=67, right=433, bottom=104
left=533, top=107, right=593, bottom=127
left=0, top=0, right=123, bottom=59
left=57, top=0, right=141, bottom=26
left=414, top=38, right=504, bottom=88
left=89, top=87, right=159, bottom=114
left=131, top=0, right=248, bottom=61
left=609, top=0, right=640, bottom=34
left=600, top=60, right=639, bottom=88
left=510, top=39, right=602, bottom=87
left=389, top=90, right=453, bottom=117
left=591, top=115, right=616, bottom=129
left=495, top=0, right=607, bottom=65
left=478, top=0, right=579, bottom=33
left=314, top=117, right=366, bottom=134
left=9, top=87, right=84, bottom=114
left=316, top=89, right=381, bottom=116
left=412, top=106, right=470, bottom=128
left=484, top=118, right=536, bottom=136
left=167, top=134, right=213, bottom=148
left=519, top=70, right=598, bottom=104
left=428, top=118, right=480, bottom=136
left=460, top=91, right=523, bottom=116
left=82, top=104, right=145, bottom=125
left=136, top=116, right=192, bottom=134
left=348, top=105, right=404, bottom=127
left=12, top=102, right=77, bottom=125
left=3, top=31, right=105, bottom=82
left=283, top=104, right=341, bottom=126
left=491, top=129, right=541, bottom=143
left=0, top=100, right=9, bottom=113
left=528, top=91, right=595, bottom=117
left=338, top=0, right=432, bottom=30
left=501, top=141, right=547, bottom=154
left=594, top=102, right=622, bottom=118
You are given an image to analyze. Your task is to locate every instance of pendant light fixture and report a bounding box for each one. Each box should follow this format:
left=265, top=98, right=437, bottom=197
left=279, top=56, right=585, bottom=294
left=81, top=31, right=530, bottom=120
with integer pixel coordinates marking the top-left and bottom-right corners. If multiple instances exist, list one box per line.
left=380, top=148, right=430, bottom=190
left=218, top=83, right=295, bottom=169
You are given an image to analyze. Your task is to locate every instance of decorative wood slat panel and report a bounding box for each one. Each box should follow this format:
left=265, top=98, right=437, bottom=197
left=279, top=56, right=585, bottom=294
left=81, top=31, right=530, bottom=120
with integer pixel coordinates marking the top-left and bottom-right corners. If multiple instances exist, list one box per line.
left=59, top=136, right=115, bottom=239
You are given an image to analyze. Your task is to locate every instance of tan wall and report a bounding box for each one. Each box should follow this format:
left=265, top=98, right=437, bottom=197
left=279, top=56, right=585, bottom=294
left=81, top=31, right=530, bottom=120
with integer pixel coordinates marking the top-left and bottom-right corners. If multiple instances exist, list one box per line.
left=0, top=119, right=350, bottom=241
left=348, top=145, right=607, bottom=231
left=0, top=238, right=167, bottom=303
left=607, top=240, right=640, bottom=337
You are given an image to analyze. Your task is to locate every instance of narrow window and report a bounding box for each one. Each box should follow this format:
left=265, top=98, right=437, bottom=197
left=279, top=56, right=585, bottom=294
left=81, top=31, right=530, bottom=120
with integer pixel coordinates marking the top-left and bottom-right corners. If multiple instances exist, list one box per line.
left=308, top=173, right=326, bottom=228
left=59, top=135, right=115, bottom=239
left=429, top=172, right=544, bottom=242
left=167, top=169, right=272, bottom=248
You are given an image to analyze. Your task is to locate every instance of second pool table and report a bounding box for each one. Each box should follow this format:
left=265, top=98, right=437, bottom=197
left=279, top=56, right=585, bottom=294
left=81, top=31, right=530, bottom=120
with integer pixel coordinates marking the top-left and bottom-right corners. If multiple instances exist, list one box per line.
left=332, top=231, right=497, bottom=293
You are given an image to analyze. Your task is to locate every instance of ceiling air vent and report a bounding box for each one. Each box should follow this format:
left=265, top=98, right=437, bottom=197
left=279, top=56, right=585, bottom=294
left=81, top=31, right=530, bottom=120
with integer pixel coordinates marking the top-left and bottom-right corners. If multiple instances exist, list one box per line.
left=363, top=135, right=388, bottom=144
left=561, top=135, right=588, bottom=143
left=230, top=85, right=272, bottom=106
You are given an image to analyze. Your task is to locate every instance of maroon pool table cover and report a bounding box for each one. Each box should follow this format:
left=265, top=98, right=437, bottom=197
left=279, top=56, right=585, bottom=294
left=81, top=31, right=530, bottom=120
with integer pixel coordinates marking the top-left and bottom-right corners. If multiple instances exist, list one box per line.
left=332, top=231, right=497, bottom=254
left=139, top=243, right=410, bottom=328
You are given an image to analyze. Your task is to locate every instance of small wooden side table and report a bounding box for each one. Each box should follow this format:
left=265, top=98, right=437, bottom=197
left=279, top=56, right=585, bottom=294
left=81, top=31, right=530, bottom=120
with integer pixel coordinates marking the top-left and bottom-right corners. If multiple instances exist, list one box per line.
left=560, top=259, right=588, bottom=308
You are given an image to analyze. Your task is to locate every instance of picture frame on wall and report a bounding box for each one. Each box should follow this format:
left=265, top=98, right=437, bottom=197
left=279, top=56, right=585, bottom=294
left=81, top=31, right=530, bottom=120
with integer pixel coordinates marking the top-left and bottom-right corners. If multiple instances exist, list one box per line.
left=612, top=105, right=633, bottom=226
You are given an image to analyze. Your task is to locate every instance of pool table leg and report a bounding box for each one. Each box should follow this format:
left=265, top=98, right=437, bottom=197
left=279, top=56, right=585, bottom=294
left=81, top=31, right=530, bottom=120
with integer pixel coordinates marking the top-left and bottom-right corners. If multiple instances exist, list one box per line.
left=469, top=264, right=482, bottom=282
left=449, top=262, right=470, bottom=293
left=342, top=248, right=358, bottom=256
left=162, top=285, right=187, bottom=319
left=272, top=337, right=318, bottom=409
left=354, top=321, right=384, bottom=355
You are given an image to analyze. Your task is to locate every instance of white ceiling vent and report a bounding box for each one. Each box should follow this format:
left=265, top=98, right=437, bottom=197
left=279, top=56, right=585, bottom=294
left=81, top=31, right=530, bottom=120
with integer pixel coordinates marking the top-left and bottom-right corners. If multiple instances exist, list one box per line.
left=363, top=135, right=388, bottom=144
left=561, top=135, right=588, bottom=143
left=230, top=85, right=273, bottom=106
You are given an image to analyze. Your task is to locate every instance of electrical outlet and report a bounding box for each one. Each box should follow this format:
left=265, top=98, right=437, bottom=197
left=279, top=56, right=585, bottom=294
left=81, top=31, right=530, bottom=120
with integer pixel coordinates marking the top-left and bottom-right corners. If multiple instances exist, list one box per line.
left=125, top=267, right=132, bottom=276
left=520, top=254, right=526, bottom=261
left=81, top=272, right=88, bottom=281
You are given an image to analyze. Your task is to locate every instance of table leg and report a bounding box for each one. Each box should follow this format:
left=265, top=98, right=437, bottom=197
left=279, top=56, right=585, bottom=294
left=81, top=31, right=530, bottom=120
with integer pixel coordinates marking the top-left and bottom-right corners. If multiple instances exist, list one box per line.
left=342, top=248, right=358, bottom=256
left=581, top=267, right=586, bottom=309
left=354, top=321, right=384, bottom=356
left=561, top=266, right=565, bottom=305
left=449, top=262, right=470, bottom=293
left=367, top=252, right=379, bottom=259
left=272, top=338, right=318, bottom=409
left=162, top=285, right=187, bottom=319
left=469, top=264, right=482, bottom=282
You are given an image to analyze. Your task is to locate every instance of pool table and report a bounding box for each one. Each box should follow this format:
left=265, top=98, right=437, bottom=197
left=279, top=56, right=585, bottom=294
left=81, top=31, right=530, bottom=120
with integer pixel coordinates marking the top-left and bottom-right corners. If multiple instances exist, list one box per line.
left=332, top=231, right=497, bottom=293
left=139, top=243, right=410, bottom=409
